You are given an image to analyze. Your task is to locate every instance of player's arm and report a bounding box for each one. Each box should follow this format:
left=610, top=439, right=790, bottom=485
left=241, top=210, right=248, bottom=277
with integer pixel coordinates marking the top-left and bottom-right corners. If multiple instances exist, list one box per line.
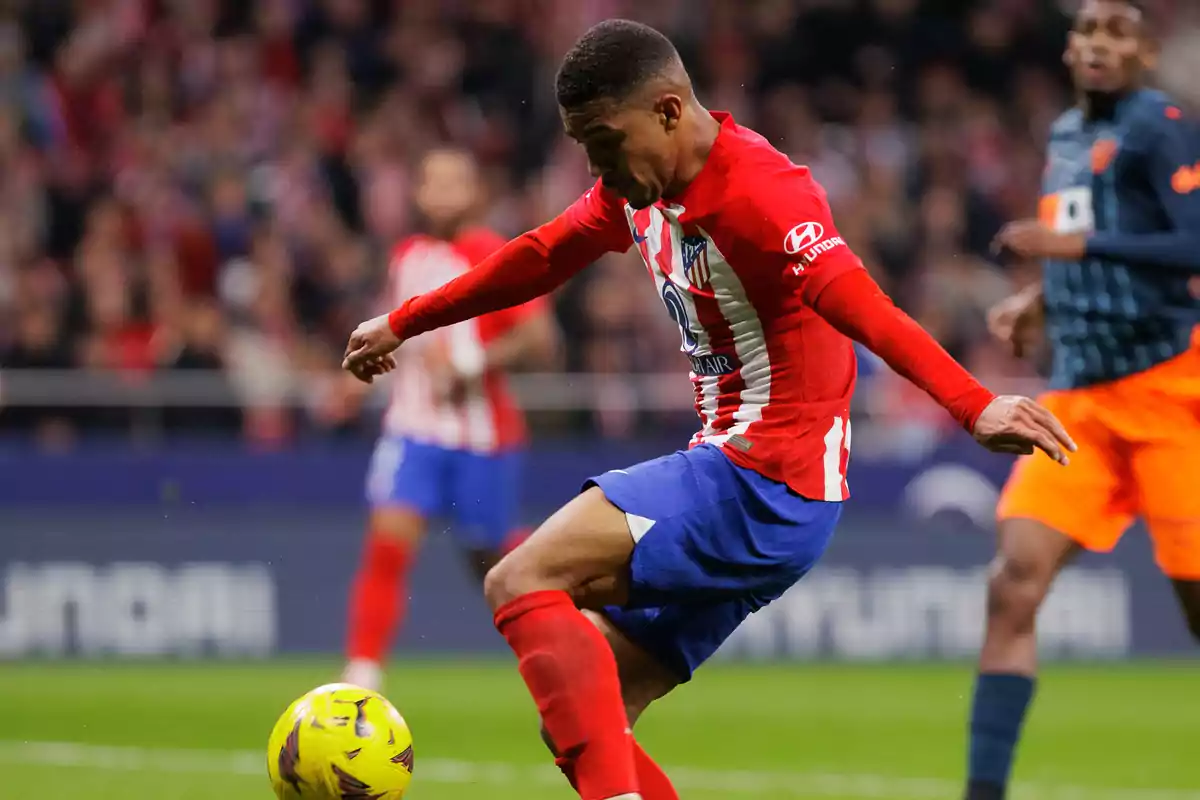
left=343, top=184, right=629, bottom=381
left=815, top=269, right=1073, bottom=461
left=389, top=186, right=629, bottom=340
left=760, top=171, right=1075, bottom=462
left=1084, top=109, right=1200, bottom=272
left=812, top=271, right=996, bottom=430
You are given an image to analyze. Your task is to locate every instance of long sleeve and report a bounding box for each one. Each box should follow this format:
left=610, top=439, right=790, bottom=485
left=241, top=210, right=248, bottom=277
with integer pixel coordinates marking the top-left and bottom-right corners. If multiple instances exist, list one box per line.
left=811, top=268, right=996, bottom=430
left=1085, top=107, right=1200, bottom=272
left=388, top=183, right=632, bottom=340
left=748, top=159, right=996, bottom=431
left=1085, top=232, right=1200, bottom=272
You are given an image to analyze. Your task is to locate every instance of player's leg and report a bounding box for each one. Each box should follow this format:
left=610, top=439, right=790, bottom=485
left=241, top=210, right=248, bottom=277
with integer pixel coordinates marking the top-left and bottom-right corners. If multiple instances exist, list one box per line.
left=541, top=611, right=682, bottom=800
left=585, top=611, right=678, bottom=723
left=966, top=518, right=1079, bottom=800
left=344, top=437, right=448, bottom=690
left=344, top=506, right=426, bottom=690
left=484, top=486, right=642, bottom=800
left=1137, top=460, right=1200, bottom=643
left=967, top=393, right=1132, bottom=800
left=596, top=612, right=681, bottom=800
left=523, top=445, right=838, bottom=800
left=452, top=448, right=526, bottom=583
left=978, top=520, right=1080, bottom=673
left=540, top=586, right=820, bottom=800
left=485, top=445, right=838, bottom=800
left=1129, top=408, right=1200, bottom=644
left=587, top=462, right=837, bottom=799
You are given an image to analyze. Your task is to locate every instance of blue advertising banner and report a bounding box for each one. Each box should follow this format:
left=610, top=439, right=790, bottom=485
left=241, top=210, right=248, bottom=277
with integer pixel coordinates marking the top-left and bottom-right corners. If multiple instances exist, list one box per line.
left=0, top=436, right=1009, bottom=512
left=0, top=437, right=1191, bottom=660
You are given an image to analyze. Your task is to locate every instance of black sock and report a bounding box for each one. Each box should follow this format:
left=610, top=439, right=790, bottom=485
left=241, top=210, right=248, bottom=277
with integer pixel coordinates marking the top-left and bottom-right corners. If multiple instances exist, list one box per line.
left=964, top=673, right=1035, bottom=800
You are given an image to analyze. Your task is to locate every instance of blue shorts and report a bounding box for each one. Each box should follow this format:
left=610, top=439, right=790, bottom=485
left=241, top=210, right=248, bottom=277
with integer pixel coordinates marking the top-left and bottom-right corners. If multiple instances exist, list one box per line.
left=366, top=436, right=523, bottom=551
left=589, top=444, right=841, bottom=682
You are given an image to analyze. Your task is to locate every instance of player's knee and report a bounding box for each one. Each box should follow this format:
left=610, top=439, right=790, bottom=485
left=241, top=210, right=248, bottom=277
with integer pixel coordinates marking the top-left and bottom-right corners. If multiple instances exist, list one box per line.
left=369, top=507, right=425, bottom=544
left=482, top=551, right=544, bottom=611
left=484, top=492, right=634, bottom=612
left=986, top=554, right=1053, bottom=629
left=482, top=559, right=513, bottom=611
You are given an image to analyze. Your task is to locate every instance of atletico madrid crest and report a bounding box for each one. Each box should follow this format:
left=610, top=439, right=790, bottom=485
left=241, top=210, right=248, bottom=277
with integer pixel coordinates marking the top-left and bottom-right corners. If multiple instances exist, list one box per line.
left=681, top=235, right=710, bottom=288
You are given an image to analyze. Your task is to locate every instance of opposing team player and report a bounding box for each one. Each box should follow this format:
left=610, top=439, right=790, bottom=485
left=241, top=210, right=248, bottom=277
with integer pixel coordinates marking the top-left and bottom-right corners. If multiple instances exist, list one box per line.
left=344, top=20, right=1075, bottom=800
left=967, top=2, right=1200, bottom=798
left=342, top=147, right=558, bottom=692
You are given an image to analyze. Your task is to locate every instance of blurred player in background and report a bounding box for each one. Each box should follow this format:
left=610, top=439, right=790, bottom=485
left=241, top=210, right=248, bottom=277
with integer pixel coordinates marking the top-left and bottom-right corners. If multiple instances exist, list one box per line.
left=341, top=147, right=559, bottom=692
left=343, top=20, right=1074, bottom=800
left=968, top=2, right=1200, bottom=798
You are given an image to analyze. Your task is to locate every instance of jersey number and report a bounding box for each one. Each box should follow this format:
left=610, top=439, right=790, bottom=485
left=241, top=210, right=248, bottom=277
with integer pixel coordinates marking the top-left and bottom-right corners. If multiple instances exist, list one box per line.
left=1039, top=187, right=1094, bottom=234
left=661, top=282, right=700, bottom=354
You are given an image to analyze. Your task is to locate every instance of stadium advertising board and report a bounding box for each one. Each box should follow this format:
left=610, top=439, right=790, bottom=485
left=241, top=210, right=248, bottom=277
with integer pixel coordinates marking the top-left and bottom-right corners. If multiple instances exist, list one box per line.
left=0, top=440, right=1190, bottom=660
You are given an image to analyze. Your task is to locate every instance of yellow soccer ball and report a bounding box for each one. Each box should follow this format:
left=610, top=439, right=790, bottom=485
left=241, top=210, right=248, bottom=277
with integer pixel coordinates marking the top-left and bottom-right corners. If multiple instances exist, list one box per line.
left=267, top=683, right=414, bottom=799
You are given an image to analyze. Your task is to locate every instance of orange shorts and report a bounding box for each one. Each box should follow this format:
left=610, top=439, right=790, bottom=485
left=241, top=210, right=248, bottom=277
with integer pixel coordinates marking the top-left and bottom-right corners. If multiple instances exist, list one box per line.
left=997, top=343, right=1200, bottom=579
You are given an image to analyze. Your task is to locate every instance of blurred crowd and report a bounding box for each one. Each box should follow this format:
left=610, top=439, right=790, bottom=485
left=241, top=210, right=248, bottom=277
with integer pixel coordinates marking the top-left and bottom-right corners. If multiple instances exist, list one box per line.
left=0, top=0, right=1187, bottom=446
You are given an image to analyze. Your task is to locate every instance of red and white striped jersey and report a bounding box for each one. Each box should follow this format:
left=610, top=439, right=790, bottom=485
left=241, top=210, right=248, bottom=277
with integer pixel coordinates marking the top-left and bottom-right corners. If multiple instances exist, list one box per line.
left=389, top=114, right=994, bottom=498
left=566, top=113, right=863, bottom=501
left=383, top=229, right=539, bottom=452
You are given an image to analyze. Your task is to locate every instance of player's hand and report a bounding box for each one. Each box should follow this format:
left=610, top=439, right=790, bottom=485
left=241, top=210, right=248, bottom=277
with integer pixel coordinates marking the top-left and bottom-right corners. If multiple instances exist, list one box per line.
left=987, top=286, right=1044, bottom=359
left=972, top=395, right=1077, bottom=465
left=992, top=221, right=1085, bottom=261
left=343, top=314, right=401, bottom=384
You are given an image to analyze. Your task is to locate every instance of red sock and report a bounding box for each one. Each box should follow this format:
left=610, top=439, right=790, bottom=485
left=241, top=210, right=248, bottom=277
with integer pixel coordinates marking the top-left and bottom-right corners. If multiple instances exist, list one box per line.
left=345, top=532, right=414, bottom=661
left=632, top=742, right=678, bottom=800
left=559, top=738, right=675, bottom=799
left=495, top=590, right=638, bottom=800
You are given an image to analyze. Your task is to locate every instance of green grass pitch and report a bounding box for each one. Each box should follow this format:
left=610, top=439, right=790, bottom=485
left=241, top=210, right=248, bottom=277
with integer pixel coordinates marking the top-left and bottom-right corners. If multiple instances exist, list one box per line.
left=1, top=659, right=1196, bottom=799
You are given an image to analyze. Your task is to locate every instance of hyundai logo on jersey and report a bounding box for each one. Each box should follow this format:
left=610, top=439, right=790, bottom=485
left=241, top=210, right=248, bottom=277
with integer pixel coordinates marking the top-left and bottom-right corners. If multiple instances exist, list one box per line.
left=783, top=222, right=824, bottom=255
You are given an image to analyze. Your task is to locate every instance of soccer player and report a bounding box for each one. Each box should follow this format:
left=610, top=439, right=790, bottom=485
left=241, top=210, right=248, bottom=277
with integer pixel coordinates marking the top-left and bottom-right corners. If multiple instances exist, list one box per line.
left=966, top=2, right=1200, bottom=798
left=344, top=20, right=1075, bottom=800
left=342, top=147, right=558, bottom=692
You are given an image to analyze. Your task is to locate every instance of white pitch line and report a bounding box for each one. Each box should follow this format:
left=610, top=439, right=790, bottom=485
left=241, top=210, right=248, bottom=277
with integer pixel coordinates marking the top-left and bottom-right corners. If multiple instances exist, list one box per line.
left=0, top=741, right=1197, bottom=800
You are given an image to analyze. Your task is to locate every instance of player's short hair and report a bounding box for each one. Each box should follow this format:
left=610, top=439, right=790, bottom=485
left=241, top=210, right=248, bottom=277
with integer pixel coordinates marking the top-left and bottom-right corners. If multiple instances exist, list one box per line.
left=555, top=19, right=682, bottom=110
